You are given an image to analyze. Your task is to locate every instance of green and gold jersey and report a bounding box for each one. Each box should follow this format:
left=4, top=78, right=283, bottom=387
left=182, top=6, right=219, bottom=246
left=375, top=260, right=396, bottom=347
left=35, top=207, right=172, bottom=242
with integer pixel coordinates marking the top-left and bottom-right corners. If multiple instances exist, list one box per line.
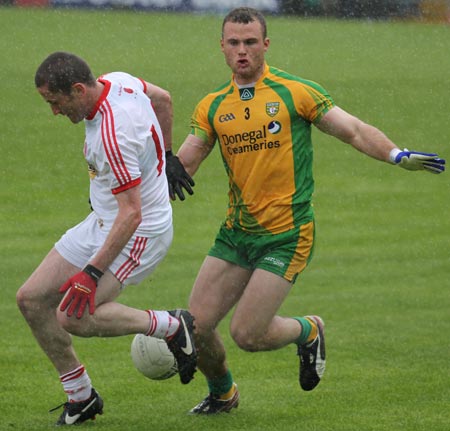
left=191, top=64, right=334, bottom=234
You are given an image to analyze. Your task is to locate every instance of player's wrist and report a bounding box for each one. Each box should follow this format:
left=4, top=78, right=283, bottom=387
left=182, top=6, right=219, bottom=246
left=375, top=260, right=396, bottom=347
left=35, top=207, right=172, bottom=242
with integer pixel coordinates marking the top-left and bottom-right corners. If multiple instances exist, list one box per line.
left=389, top=148, right=402, bottom=164
left=83, top=264, right=104, bottom=284
left=165, top=150, right=173, bottom=157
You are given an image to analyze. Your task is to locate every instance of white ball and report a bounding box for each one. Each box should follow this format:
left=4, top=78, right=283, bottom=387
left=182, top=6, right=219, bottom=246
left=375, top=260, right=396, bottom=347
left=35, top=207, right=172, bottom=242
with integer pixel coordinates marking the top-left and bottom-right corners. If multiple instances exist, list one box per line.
left=131, top=334, right=178, bottom=380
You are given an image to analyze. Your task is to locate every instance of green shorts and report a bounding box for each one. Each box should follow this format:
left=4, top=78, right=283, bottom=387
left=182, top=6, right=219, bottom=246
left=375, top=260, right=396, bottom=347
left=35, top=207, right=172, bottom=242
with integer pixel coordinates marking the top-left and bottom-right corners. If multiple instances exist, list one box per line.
left=208, top=221, right=315, bottom=283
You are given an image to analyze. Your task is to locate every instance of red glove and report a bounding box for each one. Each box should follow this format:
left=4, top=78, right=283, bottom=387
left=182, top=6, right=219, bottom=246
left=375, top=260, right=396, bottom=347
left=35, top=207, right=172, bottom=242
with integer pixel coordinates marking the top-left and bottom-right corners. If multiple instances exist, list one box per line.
left=59, top=265, right=104, bottom=319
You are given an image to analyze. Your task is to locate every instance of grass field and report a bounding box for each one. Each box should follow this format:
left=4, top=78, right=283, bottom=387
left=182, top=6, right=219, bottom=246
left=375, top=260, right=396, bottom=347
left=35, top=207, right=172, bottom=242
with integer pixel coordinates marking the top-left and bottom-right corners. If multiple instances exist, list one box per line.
left=1, top=6, right=449, bottom=431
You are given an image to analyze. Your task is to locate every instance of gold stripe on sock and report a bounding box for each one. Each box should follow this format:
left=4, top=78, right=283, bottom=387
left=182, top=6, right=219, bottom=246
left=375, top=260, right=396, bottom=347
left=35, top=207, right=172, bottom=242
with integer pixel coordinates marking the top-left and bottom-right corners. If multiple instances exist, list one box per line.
left=305, top=317, right=318, bottom=343
left=219, top=383, right=237, bottom=400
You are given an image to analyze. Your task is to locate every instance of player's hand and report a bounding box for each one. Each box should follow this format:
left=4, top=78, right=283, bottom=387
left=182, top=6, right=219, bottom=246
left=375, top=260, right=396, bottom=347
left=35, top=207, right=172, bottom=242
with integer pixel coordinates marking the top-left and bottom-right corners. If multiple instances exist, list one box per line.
left=59, top=265, right=104, bottom=319
left=165, top=151, right=195, bottom=201
left=390, top=148, right=446, bottom=174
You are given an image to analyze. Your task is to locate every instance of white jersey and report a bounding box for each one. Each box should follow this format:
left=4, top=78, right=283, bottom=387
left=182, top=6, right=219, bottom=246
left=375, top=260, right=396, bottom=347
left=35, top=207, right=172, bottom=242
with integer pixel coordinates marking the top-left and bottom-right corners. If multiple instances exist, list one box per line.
left=83, top=72, right=171, bottom=236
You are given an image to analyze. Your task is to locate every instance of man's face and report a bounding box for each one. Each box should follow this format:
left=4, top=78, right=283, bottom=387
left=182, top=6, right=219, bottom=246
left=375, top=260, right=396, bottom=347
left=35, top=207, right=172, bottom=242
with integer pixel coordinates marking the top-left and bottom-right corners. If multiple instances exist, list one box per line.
left=37, top=84, right=87, bottom=124
left=221, top=20, right=269, bottom=85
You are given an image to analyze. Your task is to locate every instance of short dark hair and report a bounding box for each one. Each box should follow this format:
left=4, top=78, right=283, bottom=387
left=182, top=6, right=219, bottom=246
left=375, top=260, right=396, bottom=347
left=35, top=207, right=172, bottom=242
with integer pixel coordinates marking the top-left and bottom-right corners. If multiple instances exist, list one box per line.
left=222, top=7, right=267, bottom=39
left=35, top=52, right=96, bottom=95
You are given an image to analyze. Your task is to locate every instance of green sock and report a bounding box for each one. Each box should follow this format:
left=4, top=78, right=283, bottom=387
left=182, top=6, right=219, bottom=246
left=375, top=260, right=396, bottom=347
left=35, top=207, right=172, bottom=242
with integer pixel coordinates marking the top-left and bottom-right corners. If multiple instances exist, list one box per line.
left=207, top=370, right=233, bottom=396
left=293, top=317, right=312, bottom=346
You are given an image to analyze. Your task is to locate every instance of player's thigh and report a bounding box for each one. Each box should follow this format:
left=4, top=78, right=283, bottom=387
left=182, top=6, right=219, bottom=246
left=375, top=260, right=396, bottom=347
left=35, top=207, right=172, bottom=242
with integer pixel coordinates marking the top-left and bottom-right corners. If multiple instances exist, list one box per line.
left=18, top=248, right=80, bottom=308
left=94, top=270, right=122, bottom=305
left=230, top=268, right=292, bottom=336
left=189, top=256, right=251, bottom=329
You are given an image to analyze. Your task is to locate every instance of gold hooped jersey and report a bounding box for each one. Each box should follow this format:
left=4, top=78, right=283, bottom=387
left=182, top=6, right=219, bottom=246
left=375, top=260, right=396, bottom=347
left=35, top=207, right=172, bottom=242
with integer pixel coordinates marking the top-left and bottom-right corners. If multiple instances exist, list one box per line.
left=190, top=64, right=335, bottom=234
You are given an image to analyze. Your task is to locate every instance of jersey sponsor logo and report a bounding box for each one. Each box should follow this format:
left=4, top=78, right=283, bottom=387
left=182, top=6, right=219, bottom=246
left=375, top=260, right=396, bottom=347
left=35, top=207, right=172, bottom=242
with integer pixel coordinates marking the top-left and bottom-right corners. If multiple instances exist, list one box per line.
left=222, top=125, right=267, bottom=146
left=268, top=121, right=281, bottom=134
left=221, top=123, right=281, bottom=156
left=218, top=113, right=236, bottom=123
left=239, top=88, right=254, bottom=101
left=266, top=102, right=279, bottom=117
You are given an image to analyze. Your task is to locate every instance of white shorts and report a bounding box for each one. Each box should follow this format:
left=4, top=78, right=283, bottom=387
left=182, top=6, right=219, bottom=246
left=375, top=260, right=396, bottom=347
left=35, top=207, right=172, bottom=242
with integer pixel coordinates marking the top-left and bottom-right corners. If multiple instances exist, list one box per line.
left=55, top=212, right=173, bottom=286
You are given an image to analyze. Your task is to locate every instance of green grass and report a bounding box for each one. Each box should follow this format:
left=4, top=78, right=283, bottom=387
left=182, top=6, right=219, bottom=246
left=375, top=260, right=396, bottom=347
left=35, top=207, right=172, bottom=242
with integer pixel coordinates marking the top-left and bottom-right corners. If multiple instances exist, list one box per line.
left=1, top=7, right=449, bottom=431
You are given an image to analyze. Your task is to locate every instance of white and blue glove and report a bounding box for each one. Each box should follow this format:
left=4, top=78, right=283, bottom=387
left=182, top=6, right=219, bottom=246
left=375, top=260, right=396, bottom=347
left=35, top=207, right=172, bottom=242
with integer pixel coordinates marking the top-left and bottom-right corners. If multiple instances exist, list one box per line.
left=389, top=148, right=446, bottom=174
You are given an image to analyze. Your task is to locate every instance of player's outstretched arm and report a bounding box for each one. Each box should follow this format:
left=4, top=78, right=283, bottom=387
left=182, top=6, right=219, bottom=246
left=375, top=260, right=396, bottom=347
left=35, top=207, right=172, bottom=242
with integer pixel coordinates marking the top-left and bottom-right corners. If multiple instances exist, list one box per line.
left=316, top=106, right=445, bottom=173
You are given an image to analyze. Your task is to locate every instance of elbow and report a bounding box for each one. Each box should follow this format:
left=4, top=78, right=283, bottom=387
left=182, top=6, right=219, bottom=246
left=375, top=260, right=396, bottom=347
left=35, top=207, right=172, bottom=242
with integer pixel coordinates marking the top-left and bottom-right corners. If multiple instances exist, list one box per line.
left=124, top=206, right=142, bottom=231
left=132, top=209, right=142, bottom=230
left=162, top=89, right=172, bottom=106
left=157, top=89, right=172, bottom=112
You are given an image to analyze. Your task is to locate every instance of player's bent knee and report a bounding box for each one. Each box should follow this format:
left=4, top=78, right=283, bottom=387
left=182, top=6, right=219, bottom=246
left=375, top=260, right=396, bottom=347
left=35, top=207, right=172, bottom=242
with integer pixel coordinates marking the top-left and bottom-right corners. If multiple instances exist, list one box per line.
left=16, top=288, right=29, bottom=316
left=230, top=327, right=261, bottom=352
left=16, top=287, right=45, bottom=320
left=17, top=281, right=60, bottom=320
left=189, top=311, right=216, bottom=336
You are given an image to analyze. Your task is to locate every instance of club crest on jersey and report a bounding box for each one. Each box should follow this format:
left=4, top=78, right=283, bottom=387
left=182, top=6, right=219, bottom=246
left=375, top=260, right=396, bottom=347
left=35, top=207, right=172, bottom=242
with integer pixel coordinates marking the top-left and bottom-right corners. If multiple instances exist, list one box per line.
left=266, top=102, right=279, bottom=117
left=239, top=88, right=254, bottom=101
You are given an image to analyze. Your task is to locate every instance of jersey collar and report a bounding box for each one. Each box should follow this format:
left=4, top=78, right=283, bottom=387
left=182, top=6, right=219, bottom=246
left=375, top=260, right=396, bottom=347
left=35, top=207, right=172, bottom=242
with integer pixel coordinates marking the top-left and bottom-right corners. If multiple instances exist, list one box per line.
left=86, top=78, right=111, bottom=120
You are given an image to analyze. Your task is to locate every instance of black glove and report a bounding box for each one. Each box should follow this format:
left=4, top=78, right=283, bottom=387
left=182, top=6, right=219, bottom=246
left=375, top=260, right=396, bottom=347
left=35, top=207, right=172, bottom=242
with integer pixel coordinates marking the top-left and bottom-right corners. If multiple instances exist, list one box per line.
left=165, top=151, right=195, bottom=201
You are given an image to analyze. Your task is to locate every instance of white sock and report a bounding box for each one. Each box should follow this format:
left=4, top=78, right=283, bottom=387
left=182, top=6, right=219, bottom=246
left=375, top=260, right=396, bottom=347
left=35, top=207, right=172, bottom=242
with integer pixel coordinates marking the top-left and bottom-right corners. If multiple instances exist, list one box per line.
left=146, top=310, right=179, bottom=339
left=60, top=365, right=92, bottom=402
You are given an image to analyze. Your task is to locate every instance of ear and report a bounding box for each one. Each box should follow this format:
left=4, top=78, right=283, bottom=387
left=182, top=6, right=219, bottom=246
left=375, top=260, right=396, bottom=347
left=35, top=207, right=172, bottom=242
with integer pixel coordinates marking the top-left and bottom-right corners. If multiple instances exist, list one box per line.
left=71, top=82, right=87, bottom=96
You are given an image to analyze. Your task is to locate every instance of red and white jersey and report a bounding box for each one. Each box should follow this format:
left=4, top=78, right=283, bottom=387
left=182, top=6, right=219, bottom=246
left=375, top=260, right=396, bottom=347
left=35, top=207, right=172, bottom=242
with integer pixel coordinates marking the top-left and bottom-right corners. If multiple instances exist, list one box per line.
left=83, top=72, right=171, bottom=236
